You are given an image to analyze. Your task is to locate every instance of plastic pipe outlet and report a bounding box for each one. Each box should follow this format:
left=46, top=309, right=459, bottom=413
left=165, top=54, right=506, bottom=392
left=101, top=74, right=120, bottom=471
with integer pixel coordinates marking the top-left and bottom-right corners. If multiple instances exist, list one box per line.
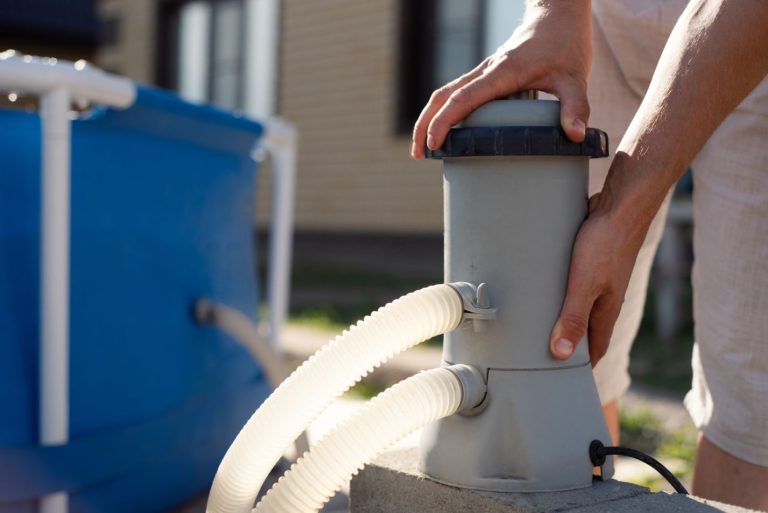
left=419, top=99, right=614, bottom=492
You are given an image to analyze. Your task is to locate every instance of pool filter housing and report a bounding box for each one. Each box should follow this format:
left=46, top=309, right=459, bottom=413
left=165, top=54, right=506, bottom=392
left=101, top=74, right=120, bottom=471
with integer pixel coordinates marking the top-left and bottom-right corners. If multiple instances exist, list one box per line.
left=419, top=99, right=614, bottom=491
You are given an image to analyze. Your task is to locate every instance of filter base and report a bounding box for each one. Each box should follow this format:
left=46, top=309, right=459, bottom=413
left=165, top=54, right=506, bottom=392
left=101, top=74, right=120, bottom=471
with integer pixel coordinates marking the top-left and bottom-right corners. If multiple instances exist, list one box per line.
left=419, top=364, right=613, bottom=492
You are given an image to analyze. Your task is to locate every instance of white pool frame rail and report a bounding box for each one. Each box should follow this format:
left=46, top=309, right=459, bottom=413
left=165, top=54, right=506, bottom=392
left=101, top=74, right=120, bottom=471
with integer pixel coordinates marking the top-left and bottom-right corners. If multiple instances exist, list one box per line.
left=0, top=50, right=297, bottom=513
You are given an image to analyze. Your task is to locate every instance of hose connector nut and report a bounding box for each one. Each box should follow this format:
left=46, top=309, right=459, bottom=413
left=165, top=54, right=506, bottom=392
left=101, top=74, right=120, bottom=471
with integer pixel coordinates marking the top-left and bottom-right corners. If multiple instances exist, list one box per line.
left=589, top=439, right=607, bottom=467
left=446, top=364, right=487, bottom=415
left=448, top=282, right=497, bottom=332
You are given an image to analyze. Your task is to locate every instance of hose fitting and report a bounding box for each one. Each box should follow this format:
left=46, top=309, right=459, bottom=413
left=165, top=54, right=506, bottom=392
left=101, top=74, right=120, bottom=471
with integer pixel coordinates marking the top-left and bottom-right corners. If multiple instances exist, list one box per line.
left=448, top=282, right=497, bottom=333
left=445, top=364, right=487, bottom=414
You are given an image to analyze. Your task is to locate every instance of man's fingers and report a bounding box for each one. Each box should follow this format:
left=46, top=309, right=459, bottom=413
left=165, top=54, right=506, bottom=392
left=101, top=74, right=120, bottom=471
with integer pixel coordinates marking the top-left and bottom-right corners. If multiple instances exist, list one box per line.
left=411, top=87, right=454, bottom=159
left=554, top=76, right=590, bottom=143
left=550, top=279, right=596, bottom=360
left=426, top=74, right=504, bottom=151
left=586, top=294, right=622, bottom=366
left=587, top=192, right=603, bottom=214
left=411, top=63, right=487, bottom=159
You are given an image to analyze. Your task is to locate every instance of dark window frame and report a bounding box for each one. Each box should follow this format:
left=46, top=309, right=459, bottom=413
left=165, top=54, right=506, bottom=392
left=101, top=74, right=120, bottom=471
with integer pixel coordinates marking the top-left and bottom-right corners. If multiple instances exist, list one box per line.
left=395, top=0, right=486, bottom=136
left=156, top=0, right=186, bottom=89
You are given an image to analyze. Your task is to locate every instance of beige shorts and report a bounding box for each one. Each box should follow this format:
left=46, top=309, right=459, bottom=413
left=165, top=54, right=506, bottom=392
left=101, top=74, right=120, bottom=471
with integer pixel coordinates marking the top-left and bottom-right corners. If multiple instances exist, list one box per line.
left=588, top=0, right=768, bottom=466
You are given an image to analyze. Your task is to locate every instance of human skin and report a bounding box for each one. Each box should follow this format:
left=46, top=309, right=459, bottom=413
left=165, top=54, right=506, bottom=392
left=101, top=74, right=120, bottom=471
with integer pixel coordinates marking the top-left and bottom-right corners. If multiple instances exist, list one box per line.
left=410, top=0, right=592, bottom=159
left=412, top=0, right=768, bottom=508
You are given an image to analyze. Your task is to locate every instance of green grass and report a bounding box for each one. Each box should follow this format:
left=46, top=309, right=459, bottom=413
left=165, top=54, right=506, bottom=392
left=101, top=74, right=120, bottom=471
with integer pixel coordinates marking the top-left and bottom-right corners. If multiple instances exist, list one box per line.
left=288, top=263, right=444, bottom=344
left=656, top=429, right=697, bottom=464
left=627, top=285, right=695, bottom=394
left=289, top=306, right=443, bottom=349
left=345, top=382, right=382, bottom=400
left=619, top=408, right=664, bottom=455
left=288, top=263, right=435, bottom=330
left=619, top=407, right=696, bottom=491
left=629, top=327, right=694, bottom=394
left=289, top=303, right=378, bottom=332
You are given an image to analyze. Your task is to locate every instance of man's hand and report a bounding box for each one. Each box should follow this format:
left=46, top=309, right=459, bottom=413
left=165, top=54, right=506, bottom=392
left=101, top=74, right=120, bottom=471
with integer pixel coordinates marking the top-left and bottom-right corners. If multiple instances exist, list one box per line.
left=548, top=191, right=648, bottom=366
left=411, top=0, right=592, bottom=159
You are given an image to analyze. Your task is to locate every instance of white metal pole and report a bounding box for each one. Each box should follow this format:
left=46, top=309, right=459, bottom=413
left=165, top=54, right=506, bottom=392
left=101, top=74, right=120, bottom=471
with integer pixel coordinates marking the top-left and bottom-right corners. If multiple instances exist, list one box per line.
left=39, top=88, right=71, bottom=513
left=0, top=51, right=135, bottom=108
left=264, top=119, right=297, bottom=351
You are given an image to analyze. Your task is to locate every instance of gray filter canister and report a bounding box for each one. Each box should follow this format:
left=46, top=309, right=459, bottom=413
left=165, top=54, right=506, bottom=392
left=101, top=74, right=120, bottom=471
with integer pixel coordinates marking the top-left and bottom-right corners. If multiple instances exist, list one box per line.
left=419, top=99, right=614, bottom=491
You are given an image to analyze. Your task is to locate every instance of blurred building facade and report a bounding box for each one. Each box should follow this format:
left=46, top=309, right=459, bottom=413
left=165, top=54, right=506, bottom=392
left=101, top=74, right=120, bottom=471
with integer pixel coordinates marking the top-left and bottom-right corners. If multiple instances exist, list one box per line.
left=94, top=0, right=523, bottom=234
left=0, top=0, right=693, bottom=340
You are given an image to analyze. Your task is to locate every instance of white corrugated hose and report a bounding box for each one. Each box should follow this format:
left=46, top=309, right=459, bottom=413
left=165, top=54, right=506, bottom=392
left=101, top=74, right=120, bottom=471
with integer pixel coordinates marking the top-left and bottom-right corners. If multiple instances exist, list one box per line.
left=255, top=364, right=486, bottom=513
left=206, top=284, right=465, bottom=513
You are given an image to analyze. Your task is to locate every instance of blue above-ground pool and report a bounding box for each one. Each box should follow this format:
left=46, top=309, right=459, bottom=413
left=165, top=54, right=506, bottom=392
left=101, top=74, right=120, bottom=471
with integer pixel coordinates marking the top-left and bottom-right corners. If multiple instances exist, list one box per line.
left=0, top=86, right=271, bottom=512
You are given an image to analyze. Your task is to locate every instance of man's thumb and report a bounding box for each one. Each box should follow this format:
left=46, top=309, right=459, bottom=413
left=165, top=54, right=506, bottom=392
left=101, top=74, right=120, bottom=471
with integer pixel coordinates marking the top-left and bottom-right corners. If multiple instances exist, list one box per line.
left=556, top=78, right=590, bottom=143
left=549, top=290, right=594, bottom=360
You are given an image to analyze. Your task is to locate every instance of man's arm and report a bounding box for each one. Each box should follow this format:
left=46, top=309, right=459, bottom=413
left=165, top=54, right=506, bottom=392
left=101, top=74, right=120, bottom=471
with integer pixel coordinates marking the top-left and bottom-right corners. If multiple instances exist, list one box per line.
left=549, top=0, right=768, bottom=363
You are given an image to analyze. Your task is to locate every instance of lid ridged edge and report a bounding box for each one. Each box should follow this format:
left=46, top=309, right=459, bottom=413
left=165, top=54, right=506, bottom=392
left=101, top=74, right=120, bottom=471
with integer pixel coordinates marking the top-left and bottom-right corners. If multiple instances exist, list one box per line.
left=425, top=126, right=609, bottom=159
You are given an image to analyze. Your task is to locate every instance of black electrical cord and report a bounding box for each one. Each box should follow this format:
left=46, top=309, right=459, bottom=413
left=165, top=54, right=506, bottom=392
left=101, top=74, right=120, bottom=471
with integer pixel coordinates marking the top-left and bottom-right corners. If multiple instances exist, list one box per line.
left=589, top=440, right=689, bottom=494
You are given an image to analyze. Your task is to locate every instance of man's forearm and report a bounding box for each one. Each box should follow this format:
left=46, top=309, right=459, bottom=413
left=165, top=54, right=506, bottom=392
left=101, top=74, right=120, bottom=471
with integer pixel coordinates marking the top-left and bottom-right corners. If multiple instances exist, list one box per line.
left=597, top=0, right=768, bottom=232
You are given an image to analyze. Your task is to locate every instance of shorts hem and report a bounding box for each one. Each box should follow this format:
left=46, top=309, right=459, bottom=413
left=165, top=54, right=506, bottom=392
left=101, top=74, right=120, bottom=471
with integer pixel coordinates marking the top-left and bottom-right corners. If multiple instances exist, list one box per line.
left=596, top=373, right=631, bottom=407
left=685, top=397, right=768, bottom=467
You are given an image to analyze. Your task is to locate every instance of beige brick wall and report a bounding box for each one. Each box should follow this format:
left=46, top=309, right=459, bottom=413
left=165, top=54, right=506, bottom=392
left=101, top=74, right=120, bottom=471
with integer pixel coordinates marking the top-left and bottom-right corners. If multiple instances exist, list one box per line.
left=276, top=0, right=444, bottom=234
left=94, top=0, right=444, bottom=234
left=96, top=0, right=157, bottom=84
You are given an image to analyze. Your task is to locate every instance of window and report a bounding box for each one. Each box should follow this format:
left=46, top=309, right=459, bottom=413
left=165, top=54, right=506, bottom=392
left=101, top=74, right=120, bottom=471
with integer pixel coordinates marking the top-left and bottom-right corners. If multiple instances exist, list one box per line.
left=396, top=0, right=485, bottom=134
left=396, top=0, right=525, bottom=135
left=157, top=0, right=279, bottom=117
left=433, top=0, right=485, bottom=86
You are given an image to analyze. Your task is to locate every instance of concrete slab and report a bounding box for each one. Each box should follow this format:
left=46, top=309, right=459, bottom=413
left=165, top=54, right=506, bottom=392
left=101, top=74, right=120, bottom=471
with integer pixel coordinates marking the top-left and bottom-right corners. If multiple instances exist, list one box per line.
left=567, top=493, right=759, bottom=513
left=350, top=448, right=757, bottom=513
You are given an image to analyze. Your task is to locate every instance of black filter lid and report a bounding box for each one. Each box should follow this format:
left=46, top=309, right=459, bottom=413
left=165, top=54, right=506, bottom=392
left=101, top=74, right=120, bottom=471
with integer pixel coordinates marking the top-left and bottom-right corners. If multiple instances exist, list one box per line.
left=425, top=126, right=609, bottom=159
